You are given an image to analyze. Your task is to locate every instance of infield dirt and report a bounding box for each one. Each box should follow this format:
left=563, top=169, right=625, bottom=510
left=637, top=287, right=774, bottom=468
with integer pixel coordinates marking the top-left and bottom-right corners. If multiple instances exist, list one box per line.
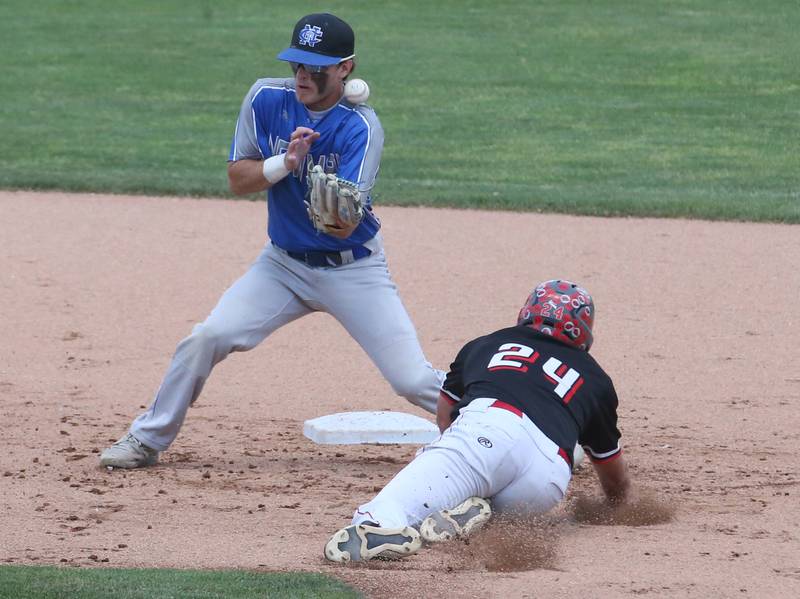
left=1, top=191, right=798, bottom=598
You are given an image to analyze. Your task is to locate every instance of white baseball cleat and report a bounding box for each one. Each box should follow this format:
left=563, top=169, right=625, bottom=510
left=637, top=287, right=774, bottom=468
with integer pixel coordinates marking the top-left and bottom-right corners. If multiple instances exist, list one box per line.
left=420, top=497, right=492, bottom=543
left=324, top=522, right=422, bottom=563
left=99, top=433, right=159, bottom=469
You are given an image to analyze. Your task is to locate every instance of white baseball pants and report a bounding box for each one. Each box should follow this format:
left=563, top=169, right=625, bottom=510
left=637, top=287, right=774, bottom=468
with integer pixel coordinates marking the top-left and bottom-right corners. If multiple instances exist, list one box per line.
left=352, top=397, right=572, bottom=527
left=130, top=237, right=444, bottom=450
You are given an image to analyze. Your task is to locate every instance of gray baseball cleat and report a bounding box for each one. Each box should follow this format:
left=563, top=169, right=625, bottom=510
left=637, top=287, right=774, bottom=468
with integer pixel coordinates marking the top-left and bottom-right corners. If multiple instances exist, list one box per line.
left=419, top=496, right=492, bottom=543
left=325, top=522, right=422, bottom=563
left=99, top=433, right=159, bottom=469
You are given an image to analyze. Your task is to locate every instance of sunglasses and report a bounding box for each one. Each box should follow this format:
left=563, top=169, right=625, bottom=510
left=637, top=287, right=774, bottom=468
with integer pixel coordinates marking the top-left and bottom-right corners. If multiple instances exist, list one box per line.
left=289, top=54, right=355, bottom=74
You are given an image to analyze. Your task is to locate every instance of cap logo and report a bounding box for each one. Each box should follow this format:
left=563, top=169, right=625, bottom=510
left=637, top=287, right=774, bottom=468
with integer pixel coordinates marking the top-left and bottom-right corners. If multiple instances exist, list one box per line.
left=298, top=24, right=323, bottom=47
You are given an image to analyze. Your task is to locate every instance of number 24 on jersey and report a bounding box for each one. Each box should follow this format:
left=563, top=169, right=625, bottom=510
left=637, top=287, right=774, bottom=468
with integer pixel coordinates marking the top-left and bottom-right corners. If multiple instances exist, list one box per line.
left=486, top=343, right=584, bottom=403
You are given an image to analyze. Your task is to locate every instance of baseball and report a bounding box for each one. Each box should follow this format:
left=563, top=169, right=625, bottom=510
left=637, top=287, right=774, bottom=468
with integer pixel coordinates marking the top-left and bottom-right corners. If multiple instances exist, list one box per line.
left=344, top=78, right=370, bottom=104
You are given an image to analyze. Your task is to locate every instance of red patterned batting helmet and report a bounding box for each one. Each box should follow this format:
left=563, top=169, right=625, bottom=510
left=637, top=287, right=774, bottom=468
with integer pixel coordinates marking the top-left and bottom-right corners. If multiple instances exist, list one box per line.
left=517, top=280, right=595, bottom=351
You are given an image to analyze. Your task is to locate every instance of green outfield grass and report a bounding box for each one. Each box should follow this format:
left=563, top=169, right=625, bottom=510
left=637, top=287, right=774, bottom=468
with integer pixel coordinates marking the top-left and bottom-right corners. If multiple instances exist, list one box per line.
left=1, top=0, right=797, bottom=222
left=0, top=565, right=361, bottom=599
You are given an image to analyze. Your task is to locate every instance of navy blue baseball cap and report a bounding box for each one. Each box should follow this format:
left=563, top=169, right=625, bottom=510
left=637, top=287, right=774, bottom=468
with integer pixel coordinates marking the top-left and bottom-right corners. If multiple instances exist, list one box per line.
left=277, top=13, right=355, bottom=67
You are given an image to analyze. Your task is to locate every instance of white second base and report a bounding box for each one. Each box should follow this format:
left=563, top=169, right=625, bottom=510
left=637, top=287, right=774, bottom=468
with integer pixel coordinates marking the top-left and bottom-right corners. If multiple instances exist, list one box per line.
left=303, top=411, right=439, bottom=445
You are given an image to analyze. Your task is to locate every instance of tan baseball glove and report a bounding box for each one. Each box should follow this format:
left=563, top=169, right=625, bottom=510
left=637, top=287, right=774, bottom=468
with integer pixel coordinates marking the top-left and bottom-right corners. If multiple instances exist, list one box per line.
left=306, top=164, right=364, bottom=234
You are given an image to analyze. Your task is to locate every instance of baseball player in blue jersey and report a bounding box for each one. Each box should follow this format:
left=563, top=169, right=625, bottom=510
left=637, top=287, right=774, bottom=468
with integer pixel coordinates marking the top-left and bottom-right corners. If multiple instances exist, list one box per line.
left=100, top=13, right=445, bottom=469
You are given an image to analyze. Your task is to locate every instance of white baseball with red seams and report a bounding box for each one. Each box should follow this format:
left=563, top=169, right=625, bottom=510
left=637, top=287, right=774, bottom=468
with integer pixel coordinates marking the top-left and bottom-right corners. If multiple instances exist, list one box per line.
left=344, top=78, right=370, bottom=104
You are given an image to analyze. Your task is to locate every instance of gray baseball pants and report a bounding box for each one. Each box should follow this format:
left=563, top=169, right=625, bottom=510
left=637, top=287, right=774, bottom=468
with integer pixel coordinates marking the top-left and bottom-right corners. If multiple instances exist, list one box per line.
left=130, top=237, right=444, bottom=451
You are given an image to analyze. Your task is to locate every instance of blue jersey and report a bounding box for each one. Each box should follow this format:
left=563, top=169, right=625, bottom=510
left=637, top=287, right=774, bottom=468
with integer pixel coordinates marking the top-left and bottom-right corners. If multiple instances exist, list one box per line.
left=229, top=78, right=383, bottom=253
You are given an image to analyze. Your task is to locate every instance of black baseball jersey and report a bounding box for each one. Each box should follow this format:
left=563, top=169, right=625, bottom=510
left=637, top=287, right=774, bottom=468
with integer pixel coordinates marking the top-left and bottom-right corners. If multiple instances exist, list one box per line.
left=441, top=325, right=621, bottom=462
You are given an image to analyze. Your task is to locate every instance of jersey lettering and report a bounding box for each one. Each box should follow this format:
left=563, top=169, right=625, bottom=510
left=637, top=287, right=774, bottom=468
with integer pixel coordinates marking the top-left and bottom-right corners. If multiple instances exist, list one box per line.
left=487, top=343, right=539, bottom=372
left=310, top=152, right=341, bottom=175
left=542, top=357, right=584, bottom=403
left=486, top=343, right=585, bottom=403
left=267, top=135, right=341, bottom=180
left=268, top=134, right=289, bottom=157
